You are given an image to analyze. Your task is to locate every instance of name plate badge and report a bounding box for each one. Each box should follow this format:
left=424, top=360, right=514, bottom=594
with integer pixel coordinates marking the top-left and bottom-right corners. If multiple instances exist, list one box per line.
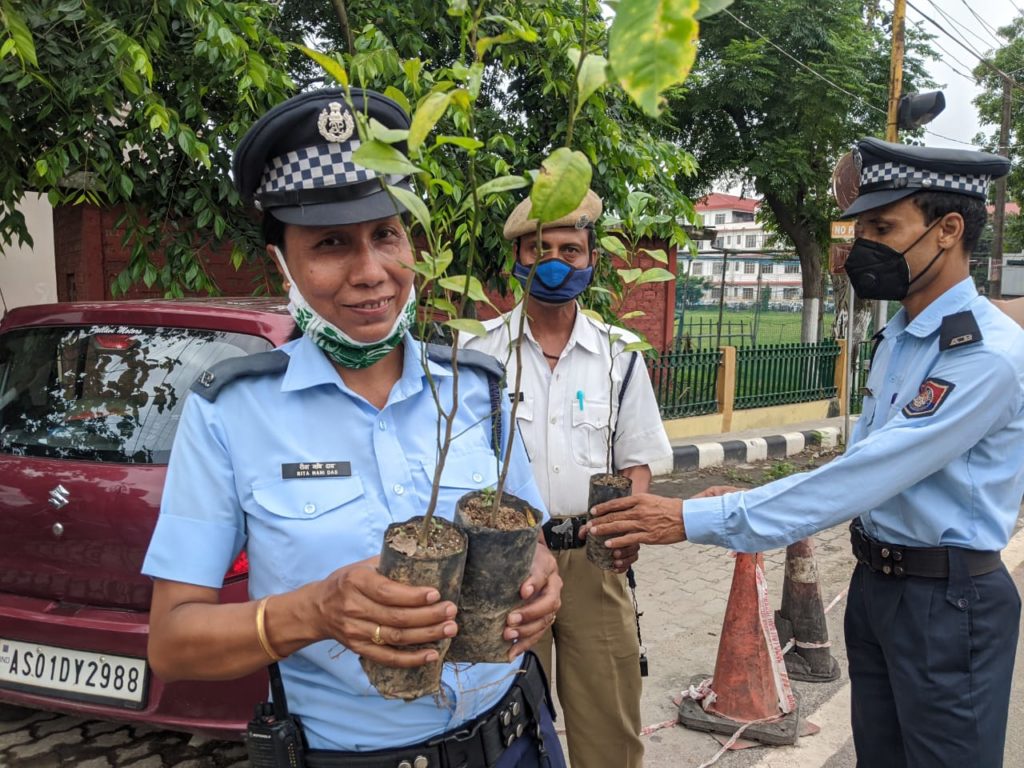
left=281, top=461, right=352, bottom=479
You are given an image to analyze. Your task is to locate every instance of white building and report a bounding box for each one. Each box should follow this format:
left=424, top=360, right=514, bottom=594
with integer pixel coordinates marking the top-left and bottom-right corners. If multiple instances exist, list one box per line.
left=0, top=194, right=57, bottom=318
left=682, top=193, right=803, bottom=309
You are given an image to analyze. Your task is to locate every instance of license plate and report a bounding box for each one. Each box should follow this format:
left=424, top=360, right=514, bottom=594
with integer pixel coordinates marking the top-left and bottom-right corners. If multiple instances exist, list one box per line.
left=0, top=638, right=148, bottom=708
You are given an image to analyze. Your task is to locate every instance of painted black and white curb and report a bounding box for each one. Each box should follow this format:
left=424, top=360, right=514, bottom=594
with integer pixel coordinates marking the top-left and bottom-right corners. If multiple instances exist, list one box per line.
left=671, top=426, right=844, bottom=472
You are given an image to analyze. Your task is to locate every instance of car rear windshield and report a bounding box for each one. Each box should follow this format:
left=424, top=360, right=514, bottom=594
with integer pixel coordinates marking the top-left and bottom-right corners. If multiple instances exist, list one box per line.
left=0, top=325, right=272, bottom=463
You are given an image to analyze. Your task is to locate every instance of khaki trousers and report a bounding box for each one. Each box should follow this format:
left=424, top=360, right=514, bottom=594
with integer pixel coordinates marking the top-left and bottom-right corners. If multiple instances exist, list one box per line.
left=534, top=547, right=643, bottom=768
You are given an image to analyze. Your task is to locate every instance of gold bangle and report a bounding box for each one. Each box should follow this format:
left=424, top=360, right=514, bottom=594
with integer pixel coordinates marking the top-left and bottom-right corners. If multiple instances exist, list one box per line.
left=255, top=596, right=283, bottom=661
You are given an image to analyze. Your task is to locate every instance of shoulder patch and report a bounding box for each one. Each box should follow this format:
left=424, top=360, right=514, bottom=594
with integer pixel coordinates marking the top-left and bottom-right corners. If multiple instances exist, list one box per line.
left=190, top=349, right=289, bottom=401
left=425, top=343, right=505, bottom=382
left=939, top=311, right=983, bottom=351
left=902, top=378, right=956, bottom=419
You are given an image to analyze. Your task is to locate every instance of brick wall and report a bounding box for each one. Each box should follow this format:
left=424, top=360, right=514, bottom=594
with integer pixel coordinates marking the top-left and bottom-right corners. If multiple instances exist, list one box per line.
left=53, top=203, right=270, bottom=301
left=52, top=206, right=677, bottom=351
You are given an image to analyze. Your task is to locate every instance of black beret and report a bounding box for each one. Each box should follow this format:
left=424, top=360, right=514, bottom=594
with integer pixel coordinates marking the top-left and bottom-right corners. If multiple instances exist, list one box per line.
left=232, top=87, right=412, bottom=227
left=841, top=137, right=1010, bottom=218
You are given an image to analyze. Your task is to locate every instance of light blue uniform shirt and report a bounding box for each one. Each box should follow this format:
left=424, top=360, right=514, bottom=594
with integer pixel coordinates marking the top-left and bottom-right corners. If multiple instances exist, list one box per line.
left=143, top=334, right=546, bottom=750
left=685, top=278, right=1024, bottom=552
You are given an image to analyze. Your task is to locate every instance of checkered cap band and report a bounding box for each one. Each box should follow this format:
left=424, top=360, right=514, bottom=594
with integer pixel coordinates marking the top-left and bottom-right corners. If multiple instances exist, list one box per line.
left=258, top=139, right=380, bottom=195
left=859, top=161, right=989, bottom=196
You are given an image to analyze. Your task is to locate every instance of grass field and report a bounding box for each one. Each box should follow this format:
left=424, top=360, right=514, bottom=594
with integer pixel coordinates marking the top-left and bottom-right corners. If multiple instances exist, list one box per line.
left=672, top=307, right=837, bottom=347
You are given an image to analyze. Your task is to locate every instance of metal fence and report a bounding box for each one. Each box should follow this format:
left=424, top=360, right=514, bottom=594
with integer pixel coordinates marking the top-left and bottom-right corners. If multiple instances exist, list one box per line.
left=734, top=341, right=840, bottom=409
left=648, top=348, right=721, bottom=419
left=849, top=340, right=874, bottom=415
left=674, top=318, right=753, bottom=350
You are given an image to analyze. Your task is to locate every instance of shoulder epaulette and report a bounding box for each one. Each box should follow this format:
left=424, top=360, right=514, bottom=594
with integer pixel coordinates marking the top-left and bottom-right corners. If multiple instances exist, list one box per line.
left=425, top=343, right=506, bottom=381
left=939, top=310, right=983, bottom=351
left=190, top=349, right=290, bottom=401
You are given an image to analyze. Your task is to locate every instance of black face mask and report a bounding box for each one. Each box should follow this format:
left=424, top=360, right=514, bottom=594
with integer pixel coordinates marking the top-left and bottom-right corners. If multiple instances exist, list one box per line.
left=845, top=219, right=945, bottom=301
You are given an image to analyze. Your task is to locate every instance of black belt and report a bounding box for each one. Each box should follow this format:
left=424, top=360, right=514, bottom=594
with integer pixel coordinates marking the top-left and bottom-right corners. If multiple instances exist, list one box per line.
left=541, top=515, right=586, bottom=550
left=849, top=520, right=1002, bottom=578
left=305, top=652, right=551, bottom=768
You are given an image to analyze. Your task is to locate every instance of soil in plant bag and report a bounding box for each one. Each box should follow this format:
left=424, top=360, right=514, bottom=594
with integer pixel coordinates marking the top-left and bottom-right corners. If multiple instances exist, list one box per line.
left=586, top=473, right=633, bottom=570
left=447, top=491, right=539, bottom=663
left=360, top=516, right=467, bottom=700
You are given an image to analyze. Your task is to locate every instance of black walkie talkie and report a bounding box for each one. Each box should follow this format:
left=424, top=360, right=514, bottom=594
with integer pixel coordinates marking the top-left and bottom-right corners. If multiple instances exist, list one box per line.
left=245, top=663, right=306, bottom=768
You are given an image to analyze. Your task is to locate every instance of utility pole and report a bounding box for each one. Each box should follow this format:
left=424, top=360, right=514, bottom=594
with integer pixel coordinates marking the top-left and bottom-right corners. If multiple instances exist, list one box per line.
left=989, top=76, right=1013, bottom=300
left=873, top=0, right=907, bottom=333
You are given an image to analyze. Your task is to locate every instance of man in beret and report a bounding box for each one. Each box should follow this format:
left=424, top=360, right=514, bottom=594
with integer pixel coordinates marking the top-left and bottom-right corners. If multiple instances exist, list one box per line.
left=464, top=190, right=672, bottom=768
left=588, top=138, right=1024, bottom=766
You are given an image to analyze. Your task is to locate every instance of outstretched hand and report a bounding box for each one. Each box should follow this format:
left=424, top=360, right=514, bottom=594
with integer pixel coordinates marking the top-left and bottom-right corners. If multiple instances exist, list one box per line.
left=585, top=493, right=687, bottom=549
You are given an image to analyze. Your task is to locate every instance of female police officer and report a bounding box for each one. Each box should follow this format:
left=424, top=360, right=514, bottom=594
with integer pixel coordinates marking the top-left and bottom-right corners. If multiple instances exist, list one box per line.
left=142, top=88, right=565, bottom=768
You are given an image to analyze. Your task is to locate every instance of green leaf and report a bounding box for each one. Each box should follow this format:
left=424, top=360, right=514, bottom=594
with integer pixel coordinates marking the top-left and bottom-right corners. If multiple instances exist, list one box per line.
left=609, top=0, right=699, bottom=117
left=417, top=248, right=453, bottom=280
left=387, top=184, right=431, bottom=236
left=623, top=340, right=653, bottom=353
left=621, top=311, right=645, bottom=321
left=118, top=174, right=134, bottom=199
left=617, top=267, right=643, bottom=284
left=34, top=158, right=48, bottom=178
left=640, top=248, right=669, bottom=264
left=435, top=136, right=484, bottom=151
left=635, top=267, right=676, bottom=285
left=2, top=3, right=37, bottom=67
left=294, top=45, right=348, bottom=86
left=444, top=318, right=487, bottom=338
left=439, top=274, right=487, bottom=302
left=571, top=50, right=608, bottom=120
left=529, top=148, right=592, bottom=223
left=352, top=141, right=422, bottom=176
left=401, top=58, right=422, bottom=88
left=368, top=118, right=409, bottom=144
left=383, top=86, right=411, bottom=115
left=427, top=297, right=457, bottom=317
left=476, top=175, right=528, bottom=199
left=695, top=0, right=735, bottom=20
left=601, top=235, right=628, bottom=258
left=408, top=91, right=451, bottom=154
left=581, top=308, right=605, bottom=324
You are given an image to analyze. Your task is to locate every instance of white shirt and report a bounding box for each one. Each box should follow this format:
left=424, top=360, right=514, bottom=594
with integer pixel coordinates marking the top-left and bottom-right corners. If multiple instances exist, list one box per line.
left=464, top=302, right=672, bottom=517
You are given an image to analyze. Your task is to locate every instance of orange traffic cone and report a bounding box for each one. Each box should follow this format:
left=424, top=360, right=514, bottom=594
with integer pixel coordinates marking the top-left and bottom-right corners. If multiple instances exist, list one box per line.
left=678, top=553, right=800, bottom=746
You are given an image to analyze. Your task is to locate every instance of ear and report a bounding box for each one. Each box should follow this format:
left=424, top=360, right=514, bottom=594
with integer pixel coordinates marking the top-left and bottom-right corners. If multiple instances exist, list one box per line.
left=267, top=244, right=290, bottom=288
left=936, top=212, right=965, bottom=250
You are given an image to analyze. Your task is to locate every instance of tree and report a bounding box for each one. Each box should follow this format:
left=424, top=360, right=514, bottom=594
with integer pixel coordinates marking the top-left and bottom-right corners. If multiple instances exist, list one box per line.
left=972, top=14, right=1023, bottom=206
left=270, top=0, right=700, bottom=292
left=665, top=0, right=932, bottom=340
left=0, top=0, right=294, bottom=296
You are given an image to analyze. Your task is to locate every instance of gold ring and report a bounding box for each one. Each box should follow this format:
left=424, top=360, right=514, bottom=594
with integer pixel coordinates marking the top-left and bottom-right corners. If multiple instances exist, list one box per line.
left=372, top=624, right=384, bottom=645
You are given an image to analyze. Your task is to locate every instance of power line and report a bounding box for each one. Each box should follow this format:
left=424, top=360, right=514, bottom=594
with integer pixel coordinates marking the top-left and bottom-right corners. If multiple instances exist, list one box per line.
left=907, top=0, right=1020, bottom=85
left=721, top=8, right=886, bottom=117
left=920, top=0, right=995, bottom=61
left=924, top=0, right=1002, bottom=53
left=912, top=22, right=982, bottom=82
left=958, top=0, right=1010, bottom=44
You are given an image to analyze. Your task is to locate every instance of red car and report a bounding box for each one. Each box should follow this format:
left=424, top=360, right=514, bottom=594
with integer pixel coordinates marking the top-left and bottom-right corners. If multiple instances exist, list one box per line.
left=0, top=298, right=295, bottom=738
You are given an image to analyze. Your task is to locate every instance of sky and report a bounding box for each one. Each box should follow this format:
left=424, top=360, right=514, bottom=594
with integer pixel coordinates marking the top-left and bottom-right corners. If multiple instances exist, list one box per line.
left=907, top=0, right=1020, bottom=149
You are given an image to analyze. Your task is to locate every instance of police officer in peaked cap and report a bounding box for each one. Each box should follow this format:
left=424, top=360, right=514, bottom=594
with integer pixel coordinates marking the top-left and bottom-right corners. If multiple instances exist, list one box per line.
left=586, top=137, right=1024, bottom=767
left=143, top=87, right=567, bottom=767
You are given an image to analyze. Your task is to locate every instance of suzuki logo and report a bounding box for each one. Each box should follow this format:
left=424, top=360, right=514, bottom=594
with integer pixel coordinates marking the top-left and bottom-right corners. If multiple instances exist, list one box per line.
left=48, top=484, right=70, bottom=509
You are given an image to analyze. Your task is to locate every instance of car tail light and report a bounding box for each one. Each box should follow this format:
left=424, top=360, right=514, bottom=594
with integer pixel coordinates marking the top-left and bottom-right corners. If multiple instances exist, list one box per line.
left=225, top=551, right=249, bottom=582
left=92, top=333, right=137, bottom=350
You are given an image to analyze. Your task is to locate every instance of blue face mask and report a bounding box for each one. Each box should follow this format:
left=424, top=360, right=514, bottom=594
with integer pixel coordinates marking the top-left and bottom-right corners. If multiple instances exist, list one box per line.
left=513, top=259, right=594, bottom=304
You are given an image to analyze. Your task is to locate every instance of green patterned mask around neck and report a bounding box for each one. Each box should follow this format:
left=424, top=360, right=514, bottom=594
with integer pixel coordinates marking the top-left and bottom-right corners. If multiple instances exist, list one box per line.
left=275, top=247, right=416, bottom=369
left=290, top=294, right=415, bottom=369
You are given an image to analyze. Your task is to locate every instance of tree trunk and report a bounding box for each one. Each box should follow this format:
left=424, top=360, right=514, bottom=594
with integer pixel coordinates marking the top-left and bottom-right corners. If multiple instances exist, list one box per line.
left=763, top=193, right=823, bottom=343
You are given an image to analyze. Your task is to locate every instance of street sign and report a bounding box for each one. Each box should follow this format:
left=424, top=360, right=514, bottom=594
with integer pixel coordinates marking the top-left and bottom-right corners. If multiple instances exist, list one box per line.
left=830, top=221, right=856, bottom=241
